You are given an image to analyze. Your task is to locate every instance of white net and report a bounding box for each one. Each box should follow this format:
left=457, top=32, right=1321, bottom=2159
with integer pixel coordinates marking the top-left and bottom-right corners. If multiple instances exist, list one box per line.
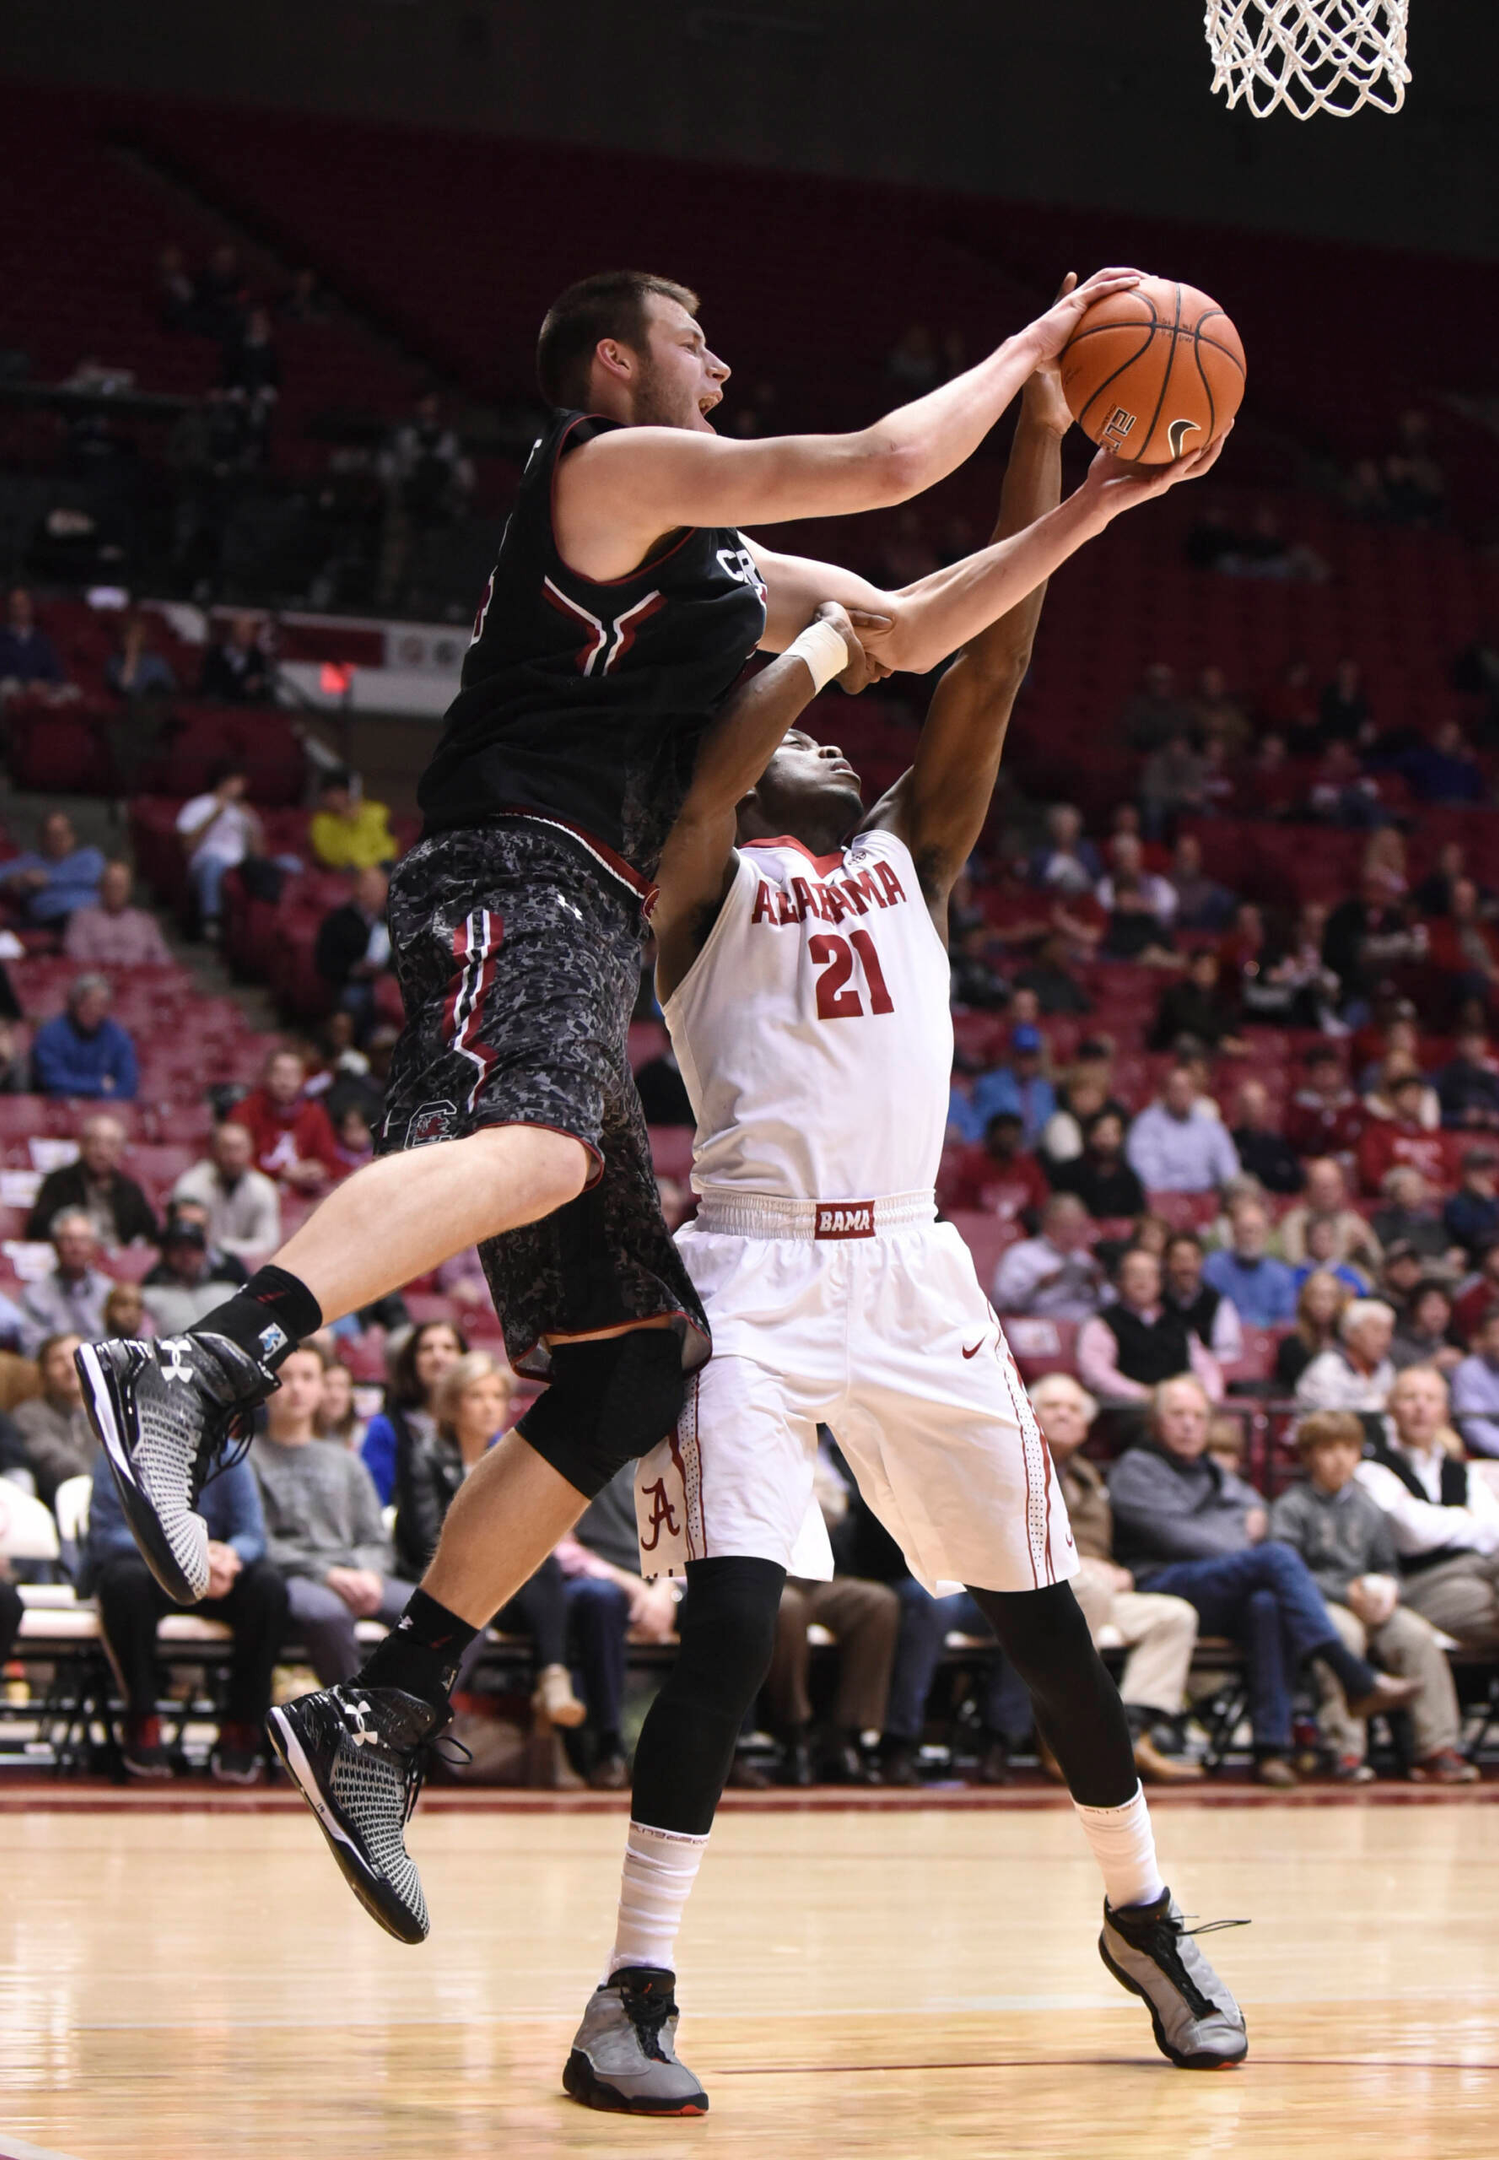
left=1204, top=0, right=1410, bottom=117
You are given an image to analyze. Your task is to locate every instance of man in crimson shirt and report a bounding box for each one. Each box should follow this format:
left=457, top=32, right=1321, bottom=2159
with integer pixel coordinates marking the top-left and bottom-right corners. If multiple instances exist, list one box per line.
left=1357, top=1075, right=1455, bottom=1197
left=942, top=1111, right=1049, bottom=1225
left=227, top=1048, right=344, bottom=1195
left=1284, top=1046, right=1365, bottom=1165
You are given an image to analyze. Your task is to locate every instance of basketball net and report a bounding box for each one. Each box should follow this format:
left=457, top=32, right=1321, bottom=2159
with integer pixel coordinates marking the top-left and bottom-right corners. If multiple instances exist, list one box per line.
left=1204, top=0, right=1410, bottom=117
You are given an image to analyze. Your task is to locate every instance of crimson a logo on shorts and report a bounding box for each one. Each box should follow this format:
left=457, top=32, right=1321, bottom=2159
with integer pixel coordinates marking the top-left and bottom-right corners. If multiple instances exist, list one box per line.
left=639, top=1479, right=681, bottom=1552
left=406, top=1099, right=458, bottom=1148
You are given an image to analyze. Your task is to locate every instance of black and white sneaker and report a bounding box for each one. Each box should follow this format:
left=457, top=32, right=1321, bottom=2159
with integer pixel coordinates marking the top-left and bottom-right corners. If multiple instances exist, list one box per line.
left=563, top=1966, right=708, bottom=2115
left=75, top=1334, right=275, bottom=1605
left=1099, top=1889, right=1249, bottom=2068
left=266, top=1685, right=447, bottom=1945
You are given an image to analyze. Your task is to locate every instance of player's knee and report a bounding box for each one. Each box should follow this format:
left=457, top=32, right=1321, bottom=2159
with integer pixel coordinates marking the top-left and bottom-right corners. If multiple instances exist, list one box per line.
left=464, top=1122, right=591, bottom=1211
left=517, top=1328, right=686, bottom=1499
left=675, top=1558, right=785, bottom=1712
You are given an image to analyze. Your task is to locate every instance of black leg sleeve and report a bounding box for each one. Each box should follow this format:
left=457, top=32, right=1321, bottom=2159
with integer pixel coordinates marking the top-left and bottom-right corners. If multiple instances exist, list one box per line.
left=966, top=1580, right=1138, bottom=1809
left=630, top=1557, right=785, bottom=1837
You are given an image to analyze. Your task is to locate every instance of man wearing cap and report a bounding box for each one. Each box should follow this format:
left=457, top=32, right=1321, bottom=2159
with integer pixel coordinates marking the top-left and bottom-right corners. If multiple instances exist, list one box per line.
left=1444, top=1147, right=1499, bottom=1268
left=140, top=1215, right=245, bottom=1335
left=971, top=1023, right=1056, bottom=1148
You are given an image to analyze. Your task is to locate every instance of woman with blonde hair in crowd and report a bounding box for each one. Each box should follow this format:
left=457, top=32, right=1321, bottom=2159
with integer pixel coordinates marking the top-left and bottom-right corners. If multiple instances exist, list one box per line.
left=395, top=1350, right=582, bottom=1728
left=1275, top=1270, right=1352, bottom=1395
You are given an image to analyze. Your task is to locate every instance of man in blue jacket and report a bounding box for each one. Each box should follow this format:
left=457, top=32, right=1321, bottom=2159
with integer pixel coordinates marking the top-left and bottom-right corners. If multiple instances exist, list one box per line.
left=31, top=976, right=138, bottom=1101
left=86, top=1442, right=287, bottom=1782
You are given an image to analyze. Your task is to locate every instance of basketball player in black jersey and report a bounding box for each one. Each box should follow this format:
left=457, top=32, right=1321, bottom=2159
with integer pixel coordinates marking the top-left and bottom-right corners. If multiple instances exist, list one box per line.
left=73, top=262, right=1201, bottom=1939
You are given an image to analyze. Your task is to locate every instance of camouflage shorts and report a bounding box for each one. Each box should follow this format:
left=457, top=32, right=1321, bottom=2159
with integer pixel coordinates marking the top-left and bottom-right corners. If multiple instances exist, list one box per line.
left=378, top=820, right=708, bottom=1376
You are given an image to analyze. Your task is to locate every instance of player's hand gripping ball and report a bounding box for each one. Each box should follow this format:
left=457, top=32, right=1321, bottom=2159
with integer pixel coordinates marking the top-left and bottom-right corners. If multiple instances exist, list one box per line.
left=1060, top=275, right=1245, bottom=464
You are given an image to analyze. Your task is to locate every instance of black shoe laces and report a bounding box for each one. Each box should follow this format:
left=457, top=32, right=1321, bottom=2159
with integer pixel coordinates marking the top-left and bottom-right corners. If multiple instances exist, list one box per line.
left=619, top=1982, right=678, bottom=2062
left=402, top=1726, right=472, bottom=1826
left=1125, top=1911, right=1250, bottom=2023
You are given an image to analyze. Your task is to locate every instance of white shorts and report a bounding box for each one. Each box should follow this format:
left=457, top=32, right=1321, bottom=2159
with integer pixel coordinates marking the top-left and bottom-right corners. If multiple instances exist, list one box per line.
left=634, top=1195, right=1077, bottom=1597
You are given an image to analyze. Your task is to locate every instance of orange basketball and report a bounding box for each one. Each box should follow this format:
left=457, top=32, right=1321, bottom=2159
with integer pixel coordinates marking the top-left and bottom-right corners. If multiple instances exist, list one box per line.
left=1059, top=276, right=1245, bottom=464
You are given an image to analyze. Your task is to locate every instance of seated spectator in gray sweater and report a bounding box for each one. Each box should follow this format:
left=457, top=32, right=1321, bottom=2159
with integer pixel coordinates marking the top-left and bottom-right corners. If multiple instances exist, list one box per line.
left=12, top=1333, right=96, bottom=1508
left=172, top=1121, right=282, bottom=1263
left=1450, top=1310, right=1499, bottom=1459
left=1294, top=1299, right=1397, bottom=1415
left=20, top=1212, right=113, bottom=1354
left=1107, top=1374, right=1416, bottom=1786
left=1270, top=1412, right=1473, bottom=1783
left=86, top=1433, right=288, bottom=1783
left=250, top=1340, right=410, bottom=1686
left=1355, top=1363, right=1499, bottom=1654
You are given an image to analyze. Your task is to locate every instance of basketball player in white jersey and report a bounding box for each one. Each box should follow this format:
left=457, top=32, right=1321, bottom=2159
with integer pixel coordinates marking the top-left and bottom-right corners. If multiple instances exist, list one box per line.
left=564, top=343, right=1244, bottom=2115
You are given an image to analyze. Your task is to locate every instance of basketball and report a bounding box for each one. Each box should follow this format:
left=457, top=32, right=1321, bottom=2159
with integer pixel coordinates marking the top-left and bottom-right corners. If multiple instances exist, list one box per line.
left=1060, top=275, right=1246, bottom=462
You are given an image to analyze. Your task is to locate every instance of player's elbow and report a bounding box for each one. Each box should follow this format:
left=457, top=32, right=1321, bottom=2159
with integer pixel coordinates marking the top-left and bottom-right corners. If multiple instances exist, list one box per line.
left=848, top=432, right=928, bottom=509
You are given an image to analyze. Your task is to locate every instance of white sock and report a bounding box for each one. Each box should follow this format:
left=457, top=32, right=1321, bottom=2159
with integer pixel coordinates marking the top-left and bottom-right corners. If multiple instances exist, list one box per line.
left=607, top=1820, right=708, bottom=1978
left=1073, top=1782, right=1166, bottom=1912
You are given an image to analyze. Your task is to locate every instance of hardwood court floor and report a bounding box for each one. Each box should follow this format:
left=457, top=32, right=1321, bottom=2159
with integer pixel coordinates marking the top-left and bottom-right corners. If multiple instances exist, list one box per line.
left=0, top=1789, right=1495, bottom=2160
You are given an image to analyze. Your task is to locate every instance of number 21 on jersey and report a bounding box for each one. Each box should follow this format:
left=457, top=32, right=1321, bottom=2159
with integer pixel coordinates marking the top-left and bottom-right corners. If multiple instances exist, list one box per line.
left=810, top=930, right=895, bottom=1020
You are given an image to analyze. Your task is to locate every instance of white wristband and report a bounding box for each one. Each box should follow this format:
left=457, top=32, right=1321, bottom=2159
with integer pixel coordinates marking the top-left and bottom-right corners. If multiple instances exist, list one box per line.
left=786, top=617, right=849, bottom=695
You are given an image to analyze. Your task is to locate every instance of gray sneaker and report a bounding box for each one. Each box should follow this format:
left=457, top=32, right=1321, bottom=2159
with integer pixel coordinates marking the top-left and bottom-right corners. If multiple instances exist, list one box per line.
left=1099, top=1889, right=1248, bottom=2068
left=563, top=1966, right=708, bottom=2116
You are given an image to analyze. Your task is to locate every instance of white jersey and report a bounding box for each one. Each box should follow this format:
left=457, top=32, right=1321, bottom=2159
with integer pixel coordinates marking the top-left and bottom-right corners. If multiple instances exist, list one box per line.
left=664, top=828, right=953, bottom=1204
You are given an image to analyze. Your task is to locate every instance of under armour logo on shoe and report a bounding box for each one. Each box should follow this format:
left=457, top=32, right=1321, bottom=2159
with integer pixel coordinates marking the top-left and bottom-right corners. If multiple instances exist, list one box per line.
left=159, top=1339, right=196, bottom=1386
left=342, top=1697, right=378, bottom=1747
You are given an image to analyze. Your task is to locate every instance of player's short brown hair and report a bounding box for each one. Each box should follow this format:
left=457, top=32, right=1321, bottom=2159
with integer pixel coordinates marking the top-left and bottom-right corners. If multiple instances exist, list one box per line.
left=1294, top=1410, right=1365, bottom=1457
left=536, top=270, right=700, bottom=409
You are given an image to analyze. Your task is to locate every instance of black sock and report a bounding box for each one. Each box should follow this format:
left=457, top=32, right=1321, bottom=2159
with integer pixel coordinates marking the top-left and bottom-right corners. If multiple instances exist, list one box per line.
left=1315, top=1637, right=1378, bottom=1702
left=358, top=1588, right=477, bottom=1712
left=198, top=1266, right=324, bottom=1370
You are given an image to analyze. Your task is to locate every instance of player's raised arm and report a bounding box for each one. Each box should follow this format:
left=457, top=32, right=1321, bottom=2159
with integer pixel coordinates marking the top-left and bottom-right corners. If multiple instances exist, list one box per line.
left=652, top=606, right=886, bottom=999
left=556, top=270, right=1141, bottom=576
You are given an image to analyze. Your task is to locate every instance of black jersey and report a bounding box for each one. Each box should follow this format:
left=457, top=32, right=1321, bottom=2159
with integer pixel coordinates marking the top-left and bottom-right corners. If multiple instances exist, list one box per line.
left=418, top=410, right=769, bottom=882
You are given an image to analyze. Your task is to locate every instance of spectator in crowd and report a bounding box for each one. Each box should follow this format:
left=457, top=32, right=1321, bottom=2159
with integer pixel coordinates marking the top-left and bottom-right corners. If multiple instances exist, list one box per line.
left=1049, top=1108, right=1145, bottom=1221
left=0, top=812, right=104, bottom=926
left=1390, top=1280, right=1462, bottom=1376
left=1380, top=1238, right=1431, bottom=1315
left=1108, top=1375, right=1416, bottom=1785
left=317, top=1357, right=367, bottom=1451
left=1285, top=1053, right=1365, bottom=1165
left=1270, top=1413, right=1474, bottom=1784
left=971, top=1025, right=1055, bottom=1148
left=1292, top=1213, right=1372, bottom=1297
left=308, top=769, right=398, bottom=873
left=140, top=1217, right=244, bottom=1335
left=1280, top=1159, right=1378, bottom=1275
left=1276, top=1271, right=1353, bottom=1394
left=1013, top=929, right=1094, bottom=1014
left=762, top=1439, right=899, bottom=1785
left=1318, top=658, right=1372, bottom=747
left=1369, top=1166, right=1450, bottom=1263
left=62, top=861, right=172, bottom=969
left=1429, top=881, right=1499, bottom=1011
left=228, top=1046, right=343, bottom=1194
left=195, top=241, right=248, bottom=339
left=1165, top=832, right=1234, bottom=932
left=1148, top=948, right=1247, bottom=1057
left=175, top=765, right=263, bottom=938
left=1138, top=734, right=1206, bottom=838
left=948, top=921, right=1012, bottom=1013
left=1450, top=1309, right=1499, bottom=1459
left=1412, top=840, right=1471, bottom=919
left=1399, top=720, right=1486, bottom=806
left=1119, top=662, right=1197, bottom=753
left=1294, top=1298, right=1397, bottom=1415
left=104, top=611, right=177, bottom=705
left=1161, top=1232, right=1243, bottom=1363
left=1358, top=1075, right=1451, bottom=1195
left=360, top=1319, right=468, bottom=1505
left=1191, top=664, right=1251, bottom=755
left=12, top=1332, right=94, bottom=1508
left=314, top=866, right=391, bottom=1035
left=557, top=1463, right=680, bottom=1789
left=1096, top=835, right=1177, bottom=964
left=944, top=1111, right=1048, bottom=1225
left=25, top=1112, right=157, bottom=1247
left=1036, top=1062, right=1115, bottom=1167
left=393, top=1352, right=583, bottom=1728
left=1229, top=1080, right=1304, bottom=1196
left=172, top=1119, right=283, bottom=1263
left=333, top=1104, right=375, bottom=1173
left=102, top=1281, right=152, bottom=1340
left=990, top=1193, right=1106, bottom=1322
left=1454, top=1239, right=1499, bottom=1342
left=1125, top=1065, right=1241, bottom=1195
left=1202, top=1199, right=1298, bottom=1326
left=1027, top=804, right=1102, bottom=896
left=1024, top=1374, right=1203, bottom=1782
left=31, top=976, right=138, bottom=1101
left=1357, top=1364, right=1499, bottom=1652
left=1322, top=874, right=1427, bottom=1020
left=379, top=391, right=475, bottom=526
left=0, top=586, right=69, bottom=697
left=20, top=1215, right=112, bottom=1355
left=1077, top=1246, right=1223, bottom=1404
left=1437, top=1036, right=1499, bottom=1133
left=199, top=614, right=272, bottom=703
left=86, top=1415, right=287, bottom=1782
left=250, top=1340, right=411, bottom=1685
